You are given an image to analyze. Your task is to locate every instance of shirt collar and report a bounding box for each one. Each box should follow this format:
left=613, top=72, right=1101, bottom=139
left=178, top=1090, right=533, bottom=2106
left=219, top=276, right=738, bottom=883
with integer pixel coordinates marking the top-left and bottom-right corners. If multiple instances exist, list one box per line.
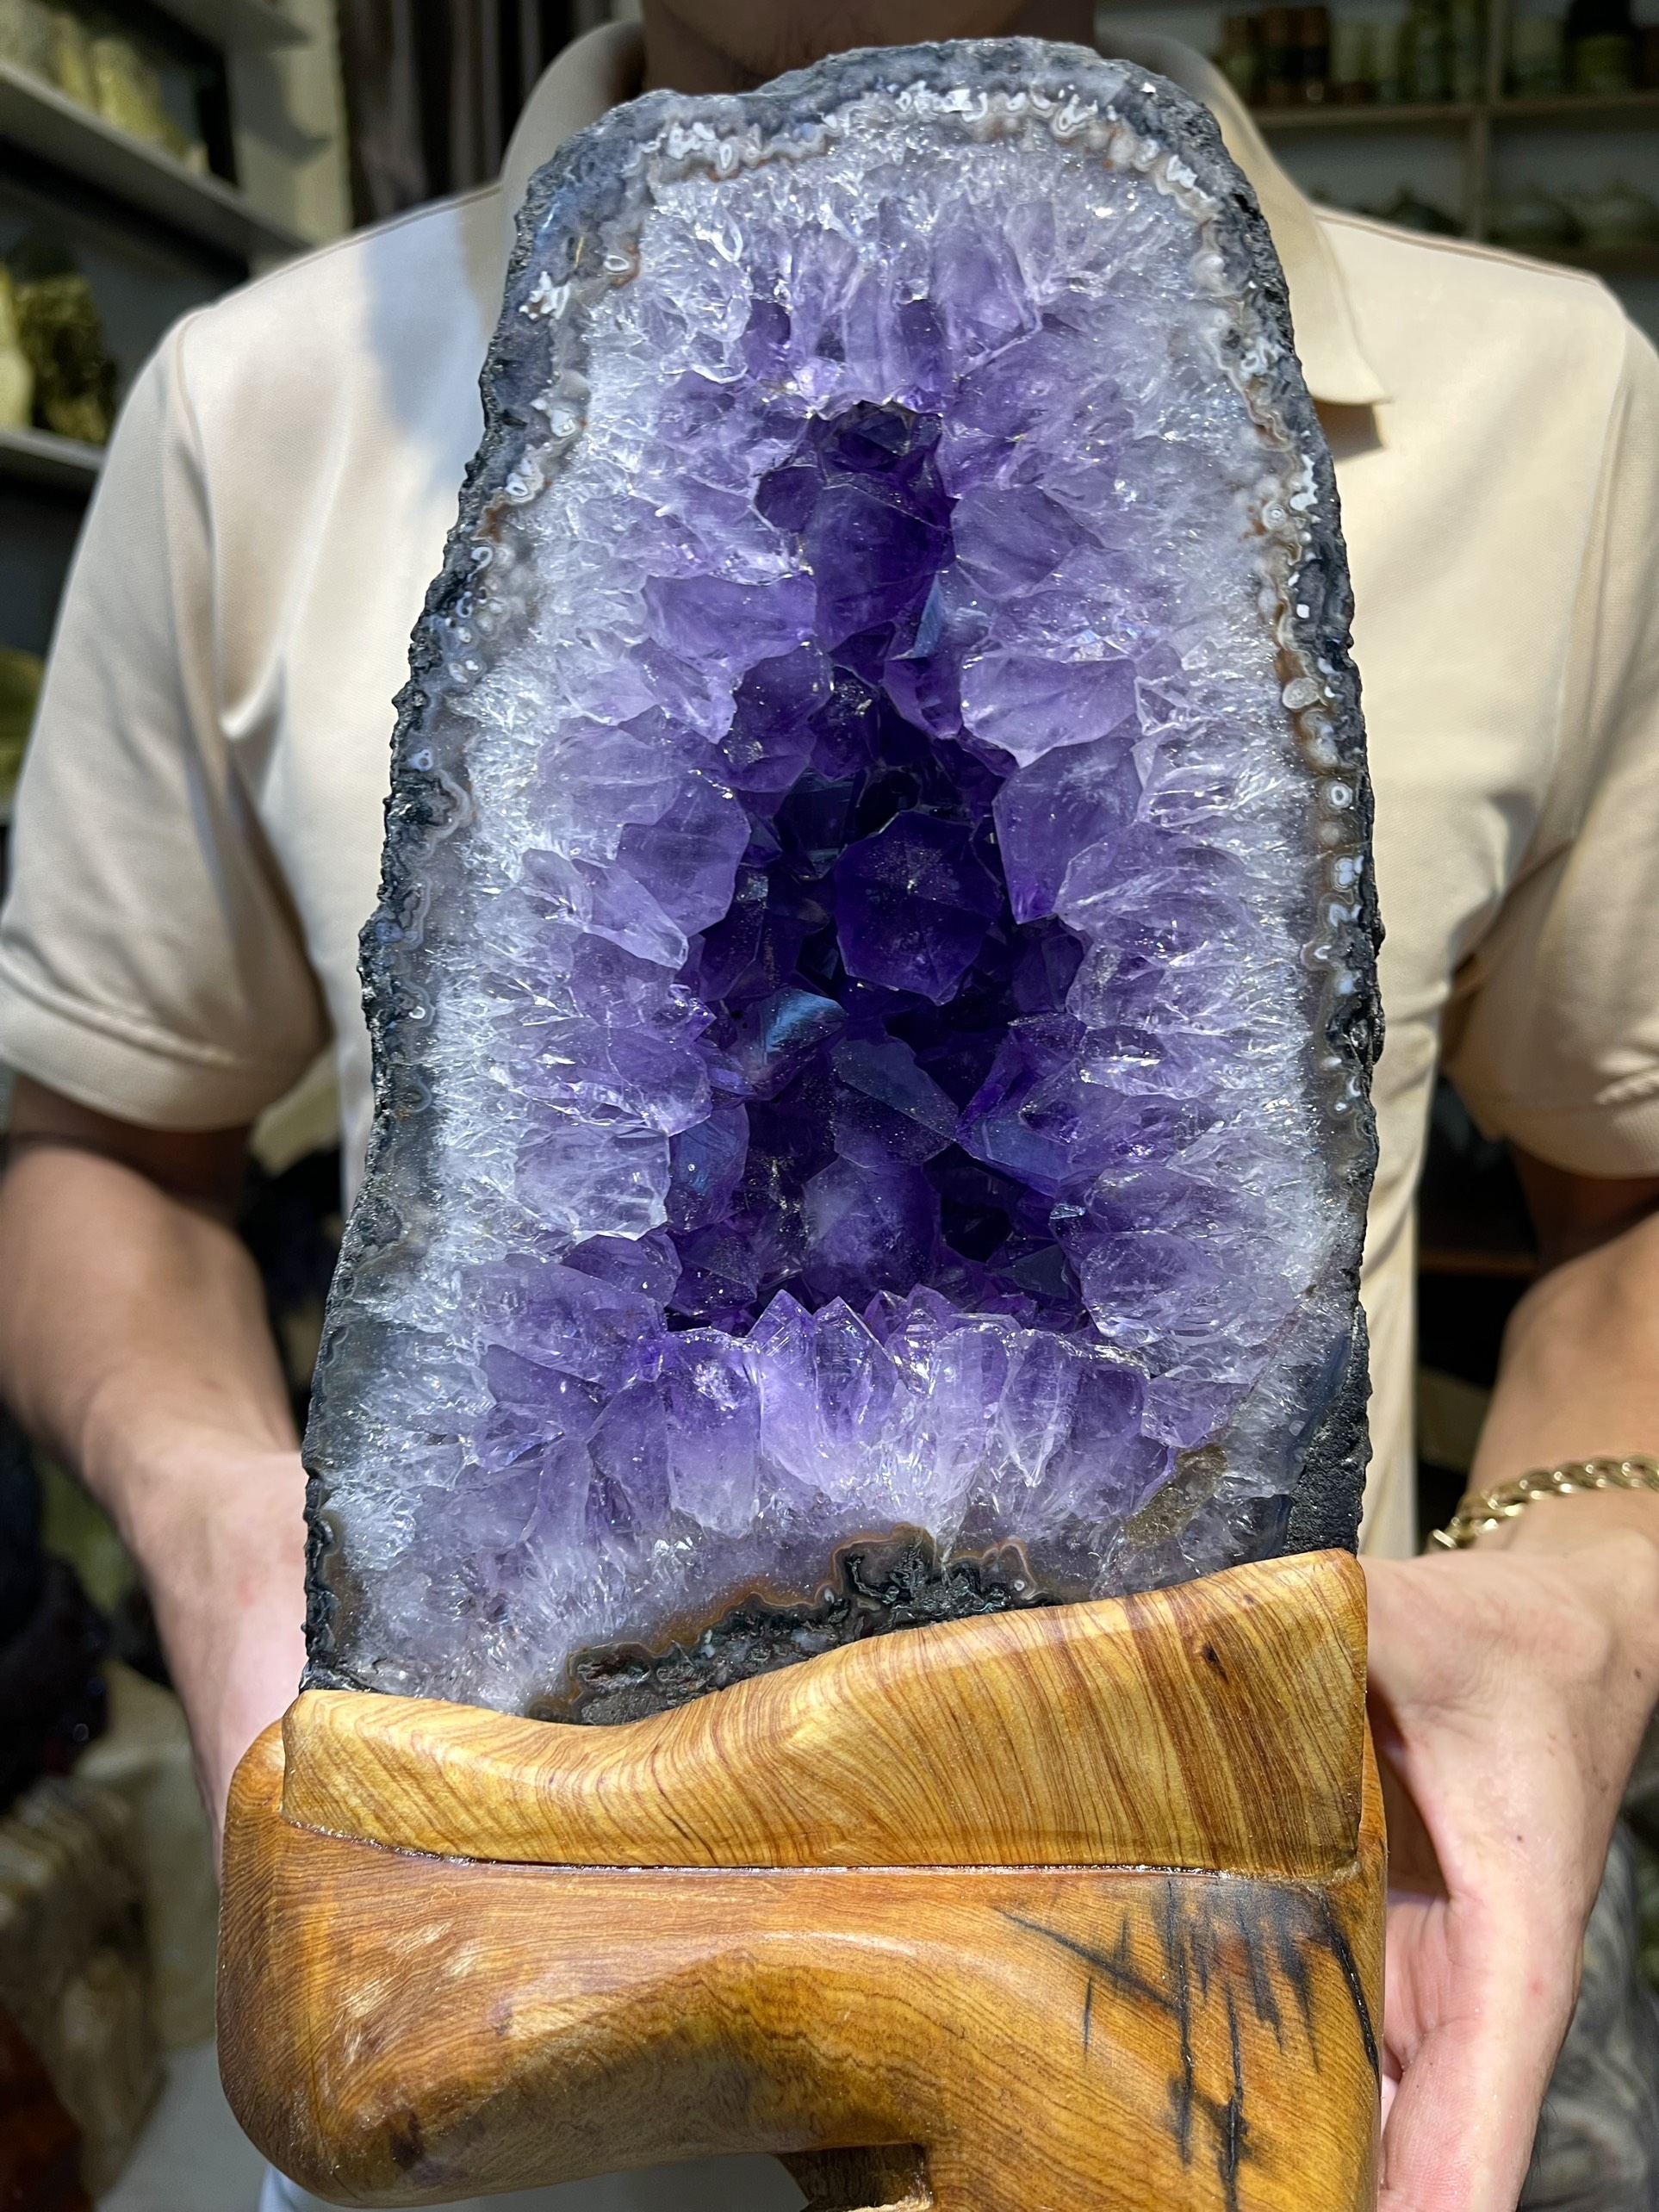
left=497, top=22, right=1387, bottom=408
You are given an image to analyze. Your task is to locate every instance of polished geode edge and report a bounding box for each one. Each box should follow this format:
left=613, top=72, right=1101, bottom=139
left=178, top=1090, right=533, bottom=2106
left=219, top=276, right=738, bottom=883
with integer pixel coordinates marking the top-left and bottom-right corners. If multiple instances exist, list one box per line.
left=302, top=38, right=1382, bottom=1693
left=550, top=1529, right=1055, bottom=1723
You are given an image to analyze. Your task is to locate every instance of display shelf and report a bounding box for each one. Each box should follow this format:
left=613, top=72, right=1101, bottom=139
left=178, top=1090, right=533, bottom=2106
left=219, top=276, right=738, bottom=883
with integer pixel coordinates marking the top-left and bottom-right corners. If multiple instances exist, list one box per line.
left=1233, top=1, right=1659, bottom=257
left=0, top=1, right=344, bottom=877
left=1252, top=93, right=1659, bottom=134
left=154, top=0, right=308, bottom=52
left=1256, top=99, right=1477, bottom=132
left=1495, top=90, right=1659, bottom=127
left=0, top=61, right=308, bottom=261
left=0, top=426, right=105, bottom=492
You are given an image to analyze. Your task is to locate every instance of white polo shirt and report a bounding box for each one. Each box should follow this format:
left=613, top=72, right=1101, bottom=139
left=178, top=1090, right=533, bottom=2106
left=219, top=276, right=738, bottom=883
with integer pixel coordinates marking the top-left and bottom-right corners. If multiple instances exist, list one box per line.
left=4, top=25, right=1659, bottom=1563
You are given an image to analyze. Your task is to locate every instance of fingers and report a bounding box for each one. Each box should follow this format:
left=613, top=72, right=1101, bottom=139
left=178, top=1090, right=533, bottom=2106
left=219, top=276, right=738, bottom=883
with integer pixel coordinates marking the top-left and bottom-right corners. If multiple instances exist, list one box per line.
left=1378, top=1891, right=1571, bottom=2212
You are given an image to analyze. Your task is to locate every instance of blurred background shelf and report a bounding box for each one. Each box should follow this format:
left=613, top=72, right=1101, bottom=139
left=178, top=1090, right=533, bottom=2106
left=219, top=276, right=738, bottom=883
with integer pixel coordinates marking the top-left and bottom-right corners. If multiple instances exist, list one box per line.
left=0, top=60, right=309, bottom=261
left=153, top=0, right=309, bottom=53
left=1256, top=89, right=1659, bottom=126
left=1092, top=0, right=1659, bottom=335
left=1497, top=86, right=1659, bottom=121
left=1258, top=96, right=1480, bottom=122
left=0, top=424, right=105, bottom=490
left=0, top=0, right=349, bottom=869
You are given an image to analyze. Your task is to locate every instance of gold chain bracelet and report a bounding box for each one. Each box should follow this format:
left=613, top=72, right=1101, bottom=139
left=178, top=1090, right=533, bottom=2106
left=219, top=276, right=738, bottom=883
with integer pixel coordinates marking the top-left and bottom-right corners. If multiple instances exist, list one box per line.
left=1428, top=1454, right=1659, bottom=1551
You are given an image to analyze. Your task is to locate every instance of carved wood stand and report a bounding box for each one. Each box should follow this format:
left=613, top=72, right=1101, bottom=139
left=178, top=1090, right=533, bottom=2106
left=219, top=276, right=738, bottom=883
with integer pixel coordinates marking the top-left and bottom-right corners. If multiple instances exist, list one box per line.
left=218, top=1550, right=1383, bottom=2210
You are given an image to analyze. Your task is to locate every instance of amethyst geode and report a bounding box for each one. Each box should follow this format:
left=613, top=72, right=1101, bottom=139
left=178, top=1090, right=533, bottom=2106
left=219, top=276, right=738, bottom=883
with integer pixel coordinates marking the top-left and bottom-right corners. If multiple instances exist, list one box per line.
left=303, top=40, right=1380, bottom=1719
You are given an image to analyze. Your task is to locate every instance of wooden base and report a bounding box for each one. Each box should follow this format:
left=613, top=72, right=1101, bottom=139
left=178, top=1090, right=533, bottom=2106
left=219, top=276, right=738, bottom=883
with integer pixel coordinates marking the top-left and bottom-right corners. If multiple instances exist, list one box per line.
left=219, top=1552, right=1383, bottom=2211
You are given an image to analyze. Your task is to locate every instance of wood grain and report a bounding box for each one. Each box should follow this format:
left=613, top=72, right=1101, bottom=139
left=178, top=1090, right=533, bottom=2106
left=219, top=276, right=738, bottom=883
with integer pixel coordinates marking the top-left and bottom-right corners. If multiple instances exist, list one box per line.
left=221, top=1724, right=1384, bottom=2210
left=220, top=1550, right=1383, bottom=2211
left=281, top=1551, right=1366, bottom=1878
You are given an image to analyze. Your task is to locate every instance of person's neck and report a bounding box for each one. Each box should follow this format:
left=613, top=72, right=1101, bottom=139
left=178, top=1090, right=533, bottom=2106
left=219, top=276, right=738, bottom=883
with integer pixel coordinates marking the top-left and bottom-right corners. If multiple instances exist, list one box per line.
left=641, top=1, right=1096, bottom=96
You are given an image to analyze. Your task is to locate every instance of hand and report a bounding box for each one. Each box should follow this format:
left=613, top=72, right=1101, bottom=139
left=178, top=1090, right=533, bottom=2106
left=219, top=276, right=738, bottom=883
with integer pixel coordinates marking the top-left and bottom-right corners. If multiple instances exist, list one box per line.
left=0, top=1097, right=310, bottom=1862
left=127, top=1443, right=309, bottom=1859
left=1365, top=1498, right=1659, bottom=2212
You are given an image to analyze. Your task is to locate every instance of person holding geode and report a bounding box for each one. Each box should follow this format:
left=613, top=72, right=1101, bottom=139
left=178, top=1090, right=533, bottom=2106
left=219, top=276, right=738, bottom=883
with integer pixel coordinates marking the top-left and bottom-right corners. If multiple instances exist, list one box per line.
left=1, top=4, right=1658, bottom=2209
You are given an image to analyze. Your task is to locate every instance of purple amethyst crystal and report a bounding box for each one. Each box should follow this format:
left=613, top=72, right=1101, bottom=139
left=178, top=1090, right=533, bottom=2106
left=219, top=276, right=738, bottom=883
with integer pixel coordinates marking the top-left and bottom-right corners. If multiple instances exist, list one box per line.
left=303, top=39, right=1380, bottom=1720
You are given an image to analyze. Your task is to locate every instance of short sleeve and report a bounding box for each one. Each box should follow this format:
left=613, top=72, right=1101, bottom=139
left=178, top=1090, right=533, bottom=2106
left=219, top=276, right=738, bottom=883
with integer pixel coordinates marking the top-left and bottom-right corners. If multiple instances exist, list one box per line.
left=0, top=322, right=327, bottom=1128
left=1442, top=316, right=1659, bottom=1176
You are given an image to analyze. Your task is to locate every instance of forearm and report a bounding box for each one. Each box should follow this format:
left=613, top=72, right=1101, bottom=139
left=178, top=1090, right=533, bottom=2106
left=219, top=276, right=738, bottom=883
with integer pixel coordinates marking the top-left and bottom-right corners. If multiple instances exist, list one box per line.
left=1470, top=1207, right=1659, bottom=1496
left=0, top=1140, right=294, bottom=1517
left=0, top=1136, right=308, bottom=1828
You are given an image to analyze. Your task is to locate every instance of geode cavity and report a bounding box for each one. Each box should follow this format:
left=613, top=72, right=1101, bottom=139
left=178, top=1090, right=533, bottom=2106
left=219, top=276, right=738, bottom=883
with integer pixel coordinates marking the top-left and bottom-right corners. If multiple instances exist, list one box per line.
left=303, top=39, right=1381, bottom=1718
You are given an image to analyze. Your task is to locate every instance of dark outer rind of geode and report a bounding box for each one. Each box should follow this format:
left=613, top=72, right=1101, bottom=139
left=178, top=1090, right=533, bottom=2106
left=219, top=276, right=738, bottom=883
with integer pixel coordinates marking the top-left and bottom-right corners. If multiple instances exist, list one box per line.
left=301, top=39, right=1381, bottom=1694
left=553, top=1530, right=1055, bottom=1724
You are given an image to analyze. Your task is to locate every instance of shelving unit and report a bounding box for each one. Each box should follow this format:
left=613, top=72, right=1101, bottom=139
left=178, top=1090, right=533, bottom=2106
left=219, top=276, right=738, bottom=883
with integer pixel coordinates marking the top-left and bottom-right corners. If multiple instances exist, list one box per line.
left=1094, top=0, right=1659, bottom=289
left=1253, top=84, right=1659, bottom=247
left=1256, top=90, right=1659, bottom=132
left=153, top=0, right=308, bottom=52
left=0, top=0, right=348, bottom=843
left=1256, top=96, right=1478, bottom=127
left=0, top=425, right=104, bottom=493
left=0, top=61, right=309, bottom=263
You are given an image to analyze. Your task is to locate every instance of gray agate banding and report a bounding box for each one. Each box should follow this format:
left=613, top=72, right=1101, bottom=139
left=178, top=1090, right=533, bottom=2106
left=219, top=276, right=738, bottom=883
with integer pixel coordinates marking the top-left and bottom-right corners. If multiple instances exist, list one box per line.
left=303, top=39, right=1381, bottom=1720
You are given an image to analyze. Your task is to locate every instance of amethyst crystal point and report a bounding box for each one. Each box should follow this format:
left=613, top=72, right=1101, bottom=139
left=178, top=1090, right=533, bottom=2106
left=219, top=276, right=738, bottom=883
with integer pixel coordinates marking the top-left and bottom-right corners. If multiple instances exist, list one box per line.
left=303, top=38, right=1382, bottom=1718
